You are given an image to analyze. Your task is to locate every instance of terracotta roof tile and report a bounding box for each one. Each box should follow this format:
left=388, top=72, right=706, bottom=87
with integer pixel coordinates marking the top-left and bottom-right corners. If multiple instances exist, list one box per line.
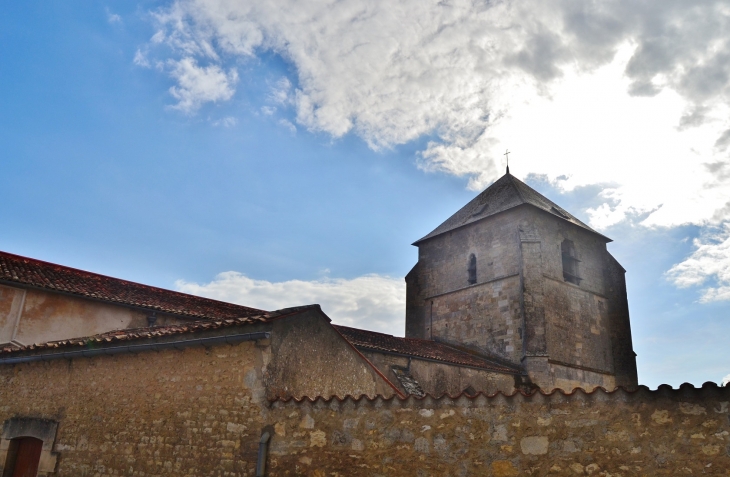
left=333, top=325, right=521, bottom=374
left=0, top=250, right=264, bottom=320
left=0, top=305, right=317, bottom=354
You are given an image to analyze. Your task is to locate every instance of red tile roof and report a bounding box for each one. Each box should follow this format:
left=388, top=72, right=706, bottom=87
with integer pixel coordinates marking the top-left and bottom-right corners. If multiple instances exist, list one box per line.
left=0, top=305, right=317, bottom=354
left=333, top=325, right=522, bottom=374
left=0, top=250, right=264, bottom=321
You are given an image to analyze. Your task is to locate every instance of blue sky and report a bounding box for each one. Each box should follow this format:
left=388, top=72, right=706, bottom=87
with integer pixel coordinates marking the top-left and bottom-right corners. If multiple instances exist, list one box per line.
left=2, top=1, right=730, bottom=389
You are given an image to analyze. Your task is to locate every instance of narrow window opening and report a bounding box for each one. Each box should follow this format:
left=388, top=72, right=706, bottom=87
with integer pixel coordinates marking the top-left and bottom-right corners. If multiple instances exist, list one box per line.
left=561, top=240, right=582, bottom=285
left=2, top=437, right=43, bottom=477
left=468, top=254, right=477, bottom=285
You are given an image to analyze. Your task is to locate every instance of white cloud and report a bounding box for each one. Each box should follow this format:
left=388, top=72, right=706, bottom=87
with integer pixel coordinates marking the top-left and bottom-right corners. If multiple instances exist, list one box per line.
left=666, top=224, right=730, bottom=302
left=144, top=0, right=730, bottom=228
left=269, top=77, right=292, bottom=105
left=723, top=374, right=730, bottom=386
left=212, top=116, right=237, bottom=127
left=175, top=272, right=405, bottom=335
left=168, top=57, right=238, bottom=113
left=142, top=0, right=730, bottom=303
left=277, top=118, right=296, bottom=134
left=107, top=9, right=122, bottom=24
left=133, top=49, right=151, bottom=68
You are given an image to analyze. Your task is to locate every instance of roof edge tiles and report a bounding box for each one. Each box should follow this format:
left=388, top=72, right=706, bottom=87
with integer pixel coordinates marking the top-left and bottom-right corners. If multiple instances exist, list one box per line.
left=0, top=305, right=319, bottom=356
left=270, top=381, right=728, bottom=405
left=0, top=250, right=265, bottom=321
left=333, top=324, right=522, bottom=375
left=413, top=172, right=610, bottom=245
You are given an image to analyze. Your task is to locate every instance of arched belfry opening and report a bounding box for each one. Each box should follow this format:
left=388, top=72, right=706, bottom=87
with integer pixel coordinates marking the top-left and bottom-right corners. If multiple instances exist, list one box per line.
left=561, top=239, right=581, bottom=285
left=467, top=254, right=477, bottom=285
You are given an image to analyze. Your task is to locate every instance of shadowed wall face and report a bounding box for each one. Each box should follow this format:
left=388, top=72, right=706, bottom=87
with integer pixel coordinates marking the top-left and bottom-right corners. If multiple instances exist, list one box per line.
left=407, top=204, right=637, bottom=392
left=266, top=386, right=730, bottom=476
left=0, top=312, right=396, bottom=476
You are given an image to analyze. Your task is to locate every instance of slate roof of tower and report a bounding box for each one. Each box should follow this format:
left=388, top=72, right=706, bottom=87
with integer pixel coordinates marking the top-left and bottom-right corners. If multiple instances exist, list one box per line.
left=333, top=325, right=522, bottom=374
left=0, top=250, right=264, bottom=320
left=414, top=172, right=610, bottom=244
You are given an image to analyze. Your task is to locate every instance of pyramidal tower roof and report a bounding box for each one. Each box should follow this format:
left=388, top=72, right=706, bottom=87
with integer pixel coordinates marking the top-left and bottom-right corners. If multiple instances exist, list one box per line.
left=414, top=172, right=610, bottom=244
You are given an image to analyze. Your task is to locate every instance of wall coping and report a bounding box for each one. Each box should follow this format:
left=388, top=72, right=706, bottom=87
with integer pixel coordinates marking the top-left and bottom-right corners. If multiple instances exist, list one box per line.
left=269, top=382, right=730, bottom=409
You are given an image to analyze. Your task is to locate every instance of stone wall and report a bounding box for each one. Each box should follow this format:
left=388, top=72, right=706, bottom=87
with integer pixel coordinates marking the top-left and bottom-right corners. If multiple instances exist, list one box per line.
left=268, top=384, right=730, bottom=476
left=0, top=339, right=269, bottom=476
left=265, top=311, right=399, bottom=400
left=406, top=207, right=525, bottom=341
left=1, top=328, right=727, bottom=476
left=406, top=201, right=638, bottom=392
left=430, top=276, right=523, bottom=363
left=0, top=309, right=397, bottom=476
left=518, top=207, right=636, bottom=391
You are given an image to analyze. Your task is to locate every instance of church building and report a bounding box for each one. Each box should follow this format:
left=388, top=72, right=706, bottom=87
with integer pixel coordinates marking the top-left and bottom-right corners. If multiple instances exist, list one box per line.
left=0, top=169, right=645, bottom=475
left=405, top=169, right=638, bottom=391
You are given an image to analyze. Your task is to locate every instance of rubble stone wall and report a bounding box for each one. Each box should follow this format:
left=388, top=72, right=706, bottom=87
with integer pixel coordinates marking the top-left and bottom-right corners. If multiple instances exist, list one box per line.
left=267, top=385, right=730, bottom=476
left=0, top=312, right=395, bottom=476
left=0, top=340, right=269, bottom=476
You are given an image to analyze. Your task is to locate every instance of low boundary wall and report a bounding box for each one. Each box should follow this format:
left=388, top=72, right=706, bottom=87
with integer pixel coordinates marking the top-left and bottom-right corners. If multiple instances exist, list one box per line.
left=266, top=383, right=730, bottom=476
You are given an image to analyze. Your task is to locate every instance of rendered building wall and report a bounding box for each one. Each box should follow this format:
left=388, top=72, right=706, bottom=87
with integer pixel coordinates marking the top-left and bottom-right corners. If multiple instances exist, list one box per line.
left=0, top=284, right=187, bottom=347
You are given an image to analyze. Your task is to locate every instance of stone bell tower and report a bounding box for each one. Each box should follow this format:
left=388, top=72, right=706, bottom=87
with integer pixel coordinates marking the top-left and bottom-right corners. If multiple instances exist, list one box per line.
left=405, top=170, right=638, bottom=391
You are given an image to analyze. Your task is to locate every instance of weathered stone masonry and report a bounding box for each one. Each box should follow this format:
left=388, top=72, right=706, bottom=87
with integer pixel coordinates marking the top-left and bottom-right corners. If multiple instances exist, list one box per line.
left=1, top=328, right=727, bottom=476
left=0, top=307, right=400, bottom=476
left=268, top=385, right=730, bottom=476
left=406, top=173, right=638, bottom=393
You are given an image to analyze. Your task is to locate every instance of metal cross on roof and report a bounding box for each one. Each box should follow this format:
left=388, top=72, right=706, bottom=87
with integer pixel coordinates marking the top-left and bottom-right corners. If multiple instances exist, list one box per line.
left=504, top=149, right=510, bottom=174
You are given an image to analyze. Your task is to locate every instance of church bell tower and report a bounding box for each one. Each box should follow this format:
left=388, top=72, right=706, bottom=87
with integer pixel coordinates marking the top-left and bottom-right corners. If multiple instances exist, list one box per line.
left=405, top=170, right=638, bottom=391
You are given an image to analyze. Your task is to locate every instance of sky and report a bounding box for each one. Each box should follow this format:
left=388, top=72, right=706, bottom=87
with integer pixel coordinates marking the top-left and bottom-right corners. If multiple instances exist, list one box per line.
left=1, top=1, right=730, bottom=389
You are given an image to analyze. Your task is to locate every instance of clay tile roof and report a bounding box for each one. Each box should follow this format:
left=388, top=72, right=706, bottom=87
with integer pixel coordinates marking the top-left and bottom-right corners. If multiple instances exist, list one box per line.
left=0, top=305, right=317, bottom=355
left=414, top=173, right=610, bottom=244
left=0, top=250, right=264, bottom=320
left=333, top=325, right=522, bottom=374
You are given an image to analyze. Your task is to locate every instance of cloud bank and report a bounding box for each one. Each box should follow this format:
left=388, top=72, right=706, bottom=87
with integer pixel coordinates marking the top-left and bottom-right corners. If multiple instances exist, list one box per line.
left=145, top=0, right=730, bottom=218
left=142, top=0, right=730, bottom=301
left=175, top=272, right=405, bottom=335
left=667, top=224, right=730, bottom=303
